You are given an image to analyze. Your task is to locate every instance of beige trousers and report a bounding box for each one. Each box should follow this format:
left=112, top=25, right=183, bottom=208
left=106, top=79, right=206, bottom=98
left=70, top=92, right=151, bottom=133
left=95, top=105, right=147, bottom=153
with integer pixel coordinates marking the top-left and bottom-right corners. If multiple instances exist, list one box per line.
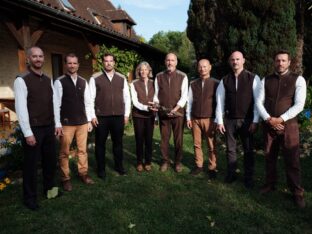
left=191, top=118, right=217, bottom=170
left=59, top=124, right=89, bottom=181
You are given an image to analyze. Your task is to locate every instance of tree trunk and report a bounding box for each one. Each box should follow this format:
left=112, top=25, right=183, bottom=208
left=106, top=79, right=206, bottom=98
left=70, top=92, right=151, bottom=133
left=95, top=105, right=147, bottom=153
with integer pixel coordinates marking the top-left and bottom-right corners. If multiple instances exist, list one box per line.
left=292, top=0, right=305, bottom=74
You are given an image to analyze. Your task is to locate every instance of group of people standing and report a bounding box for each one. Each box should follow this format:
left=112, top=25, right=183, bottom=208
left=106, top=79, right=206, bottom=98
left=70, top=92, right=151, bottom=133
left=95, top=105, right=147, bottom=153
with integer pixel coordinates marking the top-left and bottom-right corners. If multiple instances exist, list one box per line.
left=14, top=46, right=306, bottom=211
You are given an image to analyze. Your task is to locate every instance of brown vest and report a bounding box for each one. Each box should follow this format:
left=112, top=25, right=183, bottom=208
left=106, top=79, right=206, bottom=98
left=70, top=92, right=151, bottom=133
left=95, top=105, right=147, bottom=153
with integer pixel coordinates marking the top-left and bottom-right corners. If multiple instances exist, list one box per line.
left=20, top=68, right=54, bottom=127
left=264, top=71, right=298, bottom=121
left=190, top=78, right=219, bottom=119
left=156, top=70, right=185, bottom=117
left=132, top=79, right=155, bottom=118
left=94, top=72, right=125, bottom=116
left=223, top=70, right=255, bottom=119
left=58, top=74, right=88, bottom=125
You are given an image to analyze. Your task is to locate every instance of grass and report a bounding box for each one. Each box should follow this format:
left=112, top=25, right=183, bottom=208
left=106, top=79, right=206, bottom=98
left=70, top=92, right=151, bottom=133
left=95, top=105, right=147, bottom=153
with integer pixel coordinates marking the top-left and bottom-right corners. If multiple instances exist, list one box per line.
left=0, top=125, right=311, bottom=234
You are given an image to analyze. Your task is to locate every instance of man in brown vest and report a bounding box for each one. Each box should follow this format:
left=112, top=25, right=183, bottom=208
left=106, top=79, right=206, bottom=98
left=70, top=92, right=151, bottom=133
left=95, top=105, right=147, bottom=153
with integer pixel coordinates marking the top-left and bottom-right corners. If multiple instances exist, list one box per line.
left=14, top=46, right=62, bottom=210
left=54, top=53, right=94, bottom=192
left=256, top=50, right=306, bottom=208
left=216, top=51, right=260, bottom=188
left=152, top=53, right=188, bottom=172
left=89, top=53, right=131, bottom=178
left=186, top=59, right=219, bottom=178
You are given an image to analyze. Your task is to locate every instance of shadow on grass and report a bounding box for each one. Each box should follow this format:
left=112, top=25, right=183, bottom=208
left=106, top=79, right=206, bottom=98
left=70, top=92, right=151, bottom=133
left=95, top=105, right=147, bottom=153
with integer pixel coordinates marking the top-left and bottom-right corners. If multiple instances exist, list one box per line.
left=0, top=126, right=311, bottom=233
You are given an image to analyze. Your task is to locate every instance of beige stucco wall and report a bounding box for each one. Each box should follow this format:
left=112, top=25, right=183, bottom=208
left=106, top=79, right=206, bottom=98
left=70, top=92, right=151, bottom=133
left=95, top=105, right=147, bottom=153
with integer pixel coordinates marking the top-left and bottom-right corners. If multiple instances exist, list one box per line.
left=0, top=22, right=93, bottom=121
left=0, top=23, right=94, bottom=100
left=0, top=22, right=19, bottom=99
left=38, top=30, right=93, bottom=79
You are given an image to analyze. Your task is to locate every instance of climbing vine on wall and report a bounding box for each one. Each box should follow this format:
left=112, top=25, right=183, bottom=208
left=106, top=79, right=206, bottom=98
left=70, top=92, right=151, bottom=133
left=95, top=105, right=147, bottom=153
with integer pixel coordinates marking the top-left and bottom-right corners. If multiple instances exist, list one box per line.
left=86, top=44, right=142, bottom=78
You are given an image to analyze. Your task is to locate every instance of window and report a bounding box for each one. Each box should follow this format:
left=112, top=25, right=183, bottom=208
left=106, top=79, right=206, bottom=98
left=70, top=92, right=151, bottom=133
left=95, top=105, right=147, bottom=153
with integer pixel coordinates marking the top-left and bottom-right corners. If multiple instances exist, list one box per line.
left=127, top=24, right=132, bottom=37
left=93, top=14, right=102, bottom=25
left=51, top=54, right=63, bottom=80
left=87, top=8, right=102, bottom=25
left=59, top=0, right=76, bottom=12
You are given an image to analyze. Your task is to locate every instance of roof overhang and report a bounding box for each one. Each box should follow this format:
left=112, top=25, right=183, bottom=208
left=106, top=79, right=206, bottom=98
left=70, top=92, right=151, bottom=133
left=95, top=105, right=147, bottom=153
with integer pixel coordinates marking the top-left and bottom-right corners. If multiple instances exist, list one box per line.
left=1, top=0, right=164, bottom=56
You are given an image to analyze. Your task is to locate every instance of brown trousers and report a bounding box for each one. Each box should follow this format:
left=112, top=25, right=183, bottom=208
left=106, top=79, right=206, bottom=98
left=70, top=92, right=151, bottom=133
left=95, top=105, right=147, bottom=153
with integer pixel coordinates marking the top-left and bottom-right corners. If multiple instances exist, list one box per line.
left=59, top=124, right=89, bottom=181
left=263, top=121, right=304, bottom=195
left=191, top=118, right=217, bottom=170
left=159, top=116, right=184, bottom=164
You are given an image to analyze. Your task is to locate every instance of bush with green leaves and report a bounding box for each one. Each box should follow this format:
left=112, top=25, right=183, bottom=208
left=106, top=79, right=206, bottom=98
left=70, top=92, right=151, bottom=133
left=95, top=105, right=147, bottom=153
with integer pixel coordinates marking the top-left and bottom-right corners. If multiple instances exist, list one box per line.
left=298, top=85, right=312, bottom=128
left=86, top=44, right=142, bottom=77
left=0, top=123, right=24, bottom=171
left=298, top=84, right=312, bottom=158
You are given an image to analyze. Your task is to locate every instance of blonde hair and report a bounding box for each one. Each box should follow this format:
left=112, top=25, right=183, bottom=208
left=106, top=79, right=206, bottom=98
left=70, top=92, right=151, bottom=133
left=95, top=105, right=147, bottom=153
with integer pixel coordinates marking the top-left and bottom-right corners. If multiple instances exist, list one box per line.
left=135, top=61, right=153, bottom=79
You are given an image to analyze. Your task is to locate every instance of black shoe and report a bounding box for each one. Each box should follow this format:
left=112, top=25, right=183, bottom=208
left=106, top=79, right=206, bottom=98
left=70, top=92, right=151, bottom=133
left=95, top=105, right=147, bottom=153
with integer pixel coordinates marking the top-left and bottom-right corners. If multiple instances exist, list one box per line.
left=115, top=167, right=126, bottom=176
left=98, top=171, right=106, bottom=180
left=294, top=195, right=306, bottom=208
left=208, top=170, right=217, bottom=179
left=24, top=201, right=39, bottom=211
left=259, top=184, right=276, bottom=195
left=225, top=173, right=237, bottom=183
left=190, top=167, right=203, bottom=176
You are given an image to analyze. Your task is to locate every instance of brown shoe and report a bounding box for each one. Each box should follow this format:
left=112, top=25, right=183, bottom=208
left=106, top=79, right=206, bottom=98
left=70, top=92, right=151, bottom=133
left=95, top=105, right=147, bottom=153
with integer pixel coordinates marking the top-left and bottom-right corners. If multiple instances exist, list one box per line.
left=190, top=167, right=203, bottom=176
left=174, top=163, right=182, bottom=173
left=80, top=175, right=95, bottom=185
left=62, top=180, right=72, bottom=192
left=136, top=164, right=144, bottom=172
left=160, top=162, right=169, bottom=172
left=259, top=185, right=275, bottom=195
left=144, top=164, right=152, bottom=171
left=294, top=195, right=306, bottom=208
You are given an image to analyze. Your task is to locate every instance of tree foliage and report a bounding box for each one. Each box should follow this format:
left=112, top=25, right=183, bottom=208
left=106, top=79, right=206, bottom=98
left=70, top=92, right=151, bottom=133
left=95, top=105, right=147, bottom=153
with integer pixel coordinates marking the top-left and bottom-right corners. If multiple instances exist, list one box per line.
left=187, top=0, right=297, bottom=77
left=301, top=0, right=312, bottom=81
left=148, top=31, right=196, bottom=74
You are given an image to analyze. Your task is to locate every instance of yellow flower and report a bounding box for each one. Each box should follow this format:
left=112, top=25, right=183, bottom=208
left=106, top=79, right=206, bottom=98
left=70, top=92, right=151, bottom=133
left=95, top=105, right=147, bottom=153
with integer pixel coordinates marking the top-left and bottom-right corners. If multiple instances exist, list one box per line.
left=4, top=177, right=11, bottom=184
left=0, top=182, right=6, bottom=191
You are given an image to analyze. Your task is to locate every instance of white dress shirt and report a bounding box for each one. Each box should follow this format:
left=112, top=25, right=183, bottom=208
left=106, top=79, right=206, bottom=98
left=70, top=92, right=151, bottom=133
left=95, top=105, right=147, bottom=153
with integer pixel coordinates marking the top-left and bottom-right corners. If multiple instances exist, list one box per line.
left=130, top=81, right=149, bottom=112
left=14, top=77, right=57, bottom=137
left=153, top=71, right=188, bottom=108
left=186, top=85, right=194, bottom=121
left=215, top=74, right=261, bottom=125
left=53, top=75, right=93, bottom=128
left=89, top=71, right=131, bottom=118
left=255, top=74, right=306, bottom=121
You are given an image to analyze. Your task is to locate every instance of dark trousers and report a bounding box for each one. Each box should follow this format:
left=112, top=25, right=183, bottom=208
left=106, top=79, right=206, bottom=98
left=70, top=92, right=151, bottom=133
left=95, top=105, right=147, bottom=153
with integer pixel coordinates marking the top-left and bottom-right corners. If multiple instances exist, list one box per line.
left=159, top=116, right=184, bottom=164
left=95, top=116, right=124, bottom=173
left=263, top=121, right=304, bottom=195
left=22, top=125, right=56, bottom=203
left=224, top=118, right=254, bottom=181
left=133, top=117, right=155, bottom=165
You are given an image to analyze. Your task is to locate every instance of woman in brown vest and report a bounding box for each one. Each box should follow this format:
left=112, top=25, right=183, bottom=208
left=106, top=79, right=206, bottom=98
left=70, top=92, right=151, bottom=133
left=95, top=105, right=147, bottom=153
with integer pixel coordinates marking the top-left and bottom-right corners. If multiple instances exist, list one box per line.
left=130, top=62, right=155, bottom=172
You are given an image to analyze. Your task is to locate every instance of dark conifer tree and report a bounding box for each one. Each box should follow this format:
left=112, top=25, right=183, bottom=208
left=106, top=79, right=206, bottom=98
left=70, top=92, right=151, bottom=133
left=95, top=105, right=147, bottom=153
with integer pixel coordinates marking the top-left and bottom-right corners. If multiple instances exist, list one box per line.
left=187, top=0, right=297, bottom=77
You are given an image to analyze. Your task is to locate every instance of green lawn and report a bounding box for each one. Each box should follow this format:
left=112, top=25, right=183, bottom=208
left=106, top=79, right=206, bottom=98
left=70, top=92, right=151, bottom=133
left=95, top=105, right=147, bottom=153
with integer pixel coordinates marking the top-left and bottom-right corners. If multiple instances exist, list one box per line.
left=0, top=126, right=311, bottom=234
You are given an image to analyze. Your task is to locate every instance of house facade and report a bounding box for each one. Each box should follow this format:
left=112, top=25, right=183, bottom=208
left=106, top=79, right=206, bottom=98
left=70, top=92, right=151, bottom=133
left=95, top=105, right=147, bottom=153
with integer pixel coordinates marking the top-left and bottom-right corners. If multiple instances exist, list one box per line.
left=0, top=0, right=165, bottom=119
